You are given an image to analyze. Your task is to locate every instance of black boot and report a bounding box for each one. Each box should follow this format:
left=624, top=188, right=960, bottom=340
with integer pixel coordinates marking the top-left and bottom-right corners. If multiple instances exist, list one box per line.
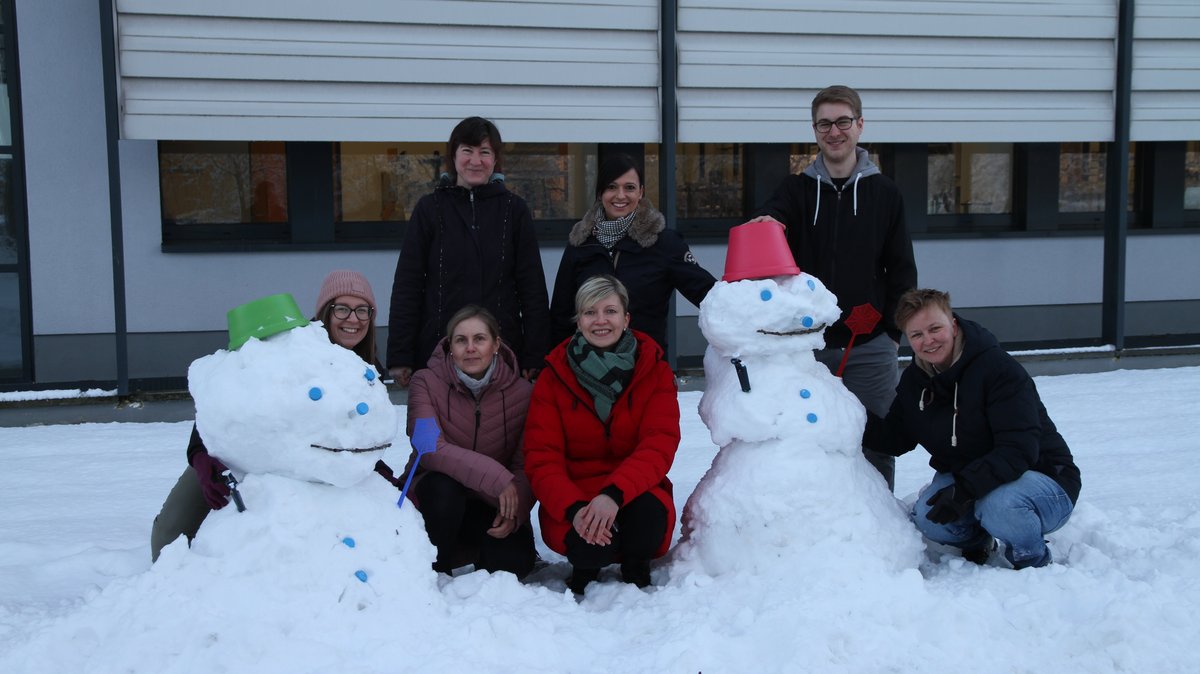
left=962, top=538, right=997, bottom=565
left=568, top=567, right=599, bottom=594
left=620, top=560, right=652, bottom=588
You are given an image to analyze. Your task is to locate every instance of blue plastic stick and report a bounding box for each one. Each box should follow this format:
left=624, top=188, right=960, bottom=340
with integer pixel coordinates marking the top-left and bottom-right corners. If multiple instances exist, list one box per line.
left=397, top=417, right=440, bottom=509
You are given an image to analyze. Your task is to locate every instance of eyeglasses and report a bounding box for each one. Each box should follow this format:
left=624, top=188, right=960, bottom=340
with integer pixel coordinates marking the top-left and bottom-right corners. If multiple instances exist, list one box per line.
left=330, top=304, right=374, bottom=320
left=813, top=117, right=858, bottom=134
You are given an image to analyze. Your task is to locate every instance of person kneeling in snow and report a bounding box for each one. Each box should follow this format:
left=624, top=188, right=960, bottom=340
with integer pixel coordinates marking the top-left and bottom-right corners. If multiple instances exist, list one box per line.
left=863, top=288, right=1081, bottom=569
left=398, top=305, right=537, bottom=577
left=524, top=275, right=680, bottom=594
left=150, top=270, right=387, bottom=561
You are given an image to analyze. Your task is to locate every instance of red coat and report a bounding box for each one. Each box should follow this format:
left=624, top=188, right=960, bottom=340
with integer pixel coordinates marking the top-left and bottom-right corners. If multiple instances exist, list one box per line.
left=523, top=330, right=680, bottom=558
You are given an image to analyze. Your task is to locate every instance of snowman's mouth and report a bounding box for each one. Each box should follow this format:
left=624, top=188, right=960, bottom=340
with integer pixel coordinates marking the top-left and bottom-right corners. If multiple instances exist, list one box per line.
left=758, top=325, right=824, bottom=337
left=309, top=442, right=391, bottom=454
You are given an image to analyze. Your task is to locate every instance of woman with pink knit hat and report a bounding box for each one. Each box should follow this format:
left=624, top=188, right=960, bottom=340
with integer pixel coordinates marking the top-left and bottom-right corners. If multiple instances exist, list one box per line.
left=150, top=270, right=384, bottom=561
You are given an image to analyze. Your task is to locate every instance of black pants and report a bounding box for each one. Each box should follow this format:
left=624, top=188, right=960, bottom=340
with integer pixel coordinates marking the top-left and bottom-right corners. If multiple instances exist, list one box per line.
left=415, top=471, right=535, bottom=577
left=564, top=491, right=667, bottom=571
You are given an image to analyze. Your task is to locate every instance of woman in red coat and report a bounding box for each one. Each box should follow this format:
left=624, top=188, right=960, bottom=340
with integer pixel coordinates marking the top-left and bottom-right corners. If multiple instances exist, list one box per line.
left=402, top=305, right=536, bottom=577
left=524, top=275, right=681, bottom=593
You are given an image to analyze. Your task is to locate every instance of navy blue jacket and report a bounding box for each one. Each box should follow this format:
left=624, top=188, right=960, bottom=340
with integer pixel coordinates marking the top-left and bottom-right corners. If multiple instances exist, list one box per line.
left=865, top=316, right=1081, bottom=503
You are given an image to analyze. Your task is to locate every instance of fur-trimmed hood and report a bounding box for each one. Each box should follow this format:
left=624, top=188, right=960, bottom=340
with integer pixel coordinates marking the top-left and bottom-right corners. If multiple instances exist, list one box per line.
left=568, top=200, right=666, bottom=248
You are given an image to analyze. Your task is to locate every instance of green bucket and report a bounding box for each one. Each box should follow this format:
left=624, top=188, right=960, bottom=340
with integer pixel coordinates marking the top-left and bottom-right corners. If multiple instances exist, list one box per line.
left=226, top=293, right=308, bottom=350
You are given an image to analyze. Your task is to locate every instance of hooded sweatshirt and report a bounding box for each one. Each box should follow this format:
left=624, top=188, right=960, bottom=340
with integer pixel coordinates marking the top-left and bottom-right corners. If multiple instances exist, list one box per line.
left=756, top=147, right=917, bottom=348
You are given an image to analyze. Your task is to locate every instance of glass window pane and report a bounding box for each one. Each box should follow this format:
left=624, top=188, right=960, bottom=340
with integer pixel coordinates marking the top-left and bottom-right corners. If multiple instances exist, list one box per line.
left=0, top=154, right=14, bottom=264
left=0, top=13, right=11, bottom=147
left=334, top=142, right=442, bottom=222
left=1186, top=141, right=1200, bottom=210
left=642, top=144, right=661, bottom=208
left=1059, top=142, right=1137, bottom=213
left=677, top=143, right=743, bottom=218
left=0, top=272, right=20, bottom=375
left=159, top=141, right=287, bottom=224
left=927, top=143, right=1012, bottom=215
left=504, top=143, right=597, bottom=220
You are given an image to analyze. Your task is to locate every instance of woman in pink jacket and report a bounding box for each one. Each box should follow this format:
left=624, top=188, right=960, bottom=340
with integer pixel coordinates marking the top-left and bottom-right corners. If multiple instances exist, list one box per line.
left=401, top=305, right=536, bottom=576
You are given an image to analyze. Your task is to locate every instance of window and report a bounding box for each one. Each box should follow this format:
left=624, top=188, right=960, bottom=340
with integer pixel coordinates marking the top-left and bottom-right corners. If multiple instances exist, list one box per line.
left=160, top=141, right=287, bottom=226
left=504, top=143, right=597, bottom=220
left=334, top=142, right=441, bottom=223
left=927, top=143, right=1012, bottom=215
left=1058, top=142, right=1136, bottom=213
left=676, top=143, right=743, bottom=219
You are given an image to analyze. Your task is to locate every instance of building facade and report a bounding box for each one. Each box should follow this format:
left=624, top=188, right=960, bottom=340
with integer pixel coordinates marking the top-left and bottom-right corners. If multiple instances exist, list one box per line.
left=2, top=0, right=1199, bottom=391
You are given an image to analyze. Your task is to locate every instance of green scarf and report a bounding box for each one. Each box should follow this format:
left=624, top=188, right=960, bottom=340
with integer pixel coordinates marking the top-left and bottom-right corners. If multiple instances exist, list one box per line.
left=566, top=330, right=637, bottom=422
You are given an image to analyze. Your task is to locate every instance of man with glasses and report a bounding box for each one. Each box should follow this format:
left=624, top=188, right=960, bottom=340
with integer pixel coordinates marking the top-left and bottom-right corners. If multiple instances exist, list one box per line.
left=751, top=84, right=917, bottom=492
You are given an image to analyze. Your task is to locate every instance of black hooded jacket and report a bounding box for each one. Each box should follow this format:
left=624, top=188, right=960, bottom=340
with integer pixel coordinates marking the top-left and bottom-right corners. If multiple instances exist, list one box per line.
left=549, top=200, right=716, bottom=354
left=865, top=316, right=1081, bottom=503
left=387, top=178, right=551, bottom=373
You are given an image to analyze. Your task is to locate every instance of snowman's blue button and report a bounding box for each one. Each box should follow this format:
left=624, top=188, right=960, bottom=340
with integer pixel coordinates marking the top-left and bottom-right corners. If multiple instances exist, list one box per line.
left=364, top=368, right=376, bottom=382
left=308, top=387, right=323, bottom=401
left=802, top=316, right=814, bottom=328
left=806, top=413, right=818, bottom=423
left=760, top=289, right=772, bottom=301
left=356, top=402, right=369, bottom=415
left=354, top=570, right=368, bottom=583
left=800, top=389, right=811, bottom=399
left=807, top=279, right=816, bottom=290
left=342, top=537, right=356, bottom=548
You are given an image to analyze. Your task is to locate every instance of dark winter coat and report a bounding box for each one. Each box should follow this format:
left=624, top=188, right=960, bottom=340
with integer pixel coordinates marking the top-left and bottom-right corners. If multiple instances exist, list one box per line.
left=550, top=201, right=716, bottom=354
left=865, top=316, right=1081, bottom=503
left=756, top=148, right=917, bottom=348
left=402, top=338, right=535, bottom=525
left=387, top=178, right=551, bottom=373
left=523, top=330, right=680, bottom=558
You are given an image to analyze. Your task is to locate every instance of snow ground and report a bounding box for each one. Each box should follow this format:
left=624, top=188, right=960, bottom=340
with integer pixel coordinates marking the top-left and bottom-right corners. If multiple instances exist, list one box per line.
left=1, top=367, right=1199, bottom=673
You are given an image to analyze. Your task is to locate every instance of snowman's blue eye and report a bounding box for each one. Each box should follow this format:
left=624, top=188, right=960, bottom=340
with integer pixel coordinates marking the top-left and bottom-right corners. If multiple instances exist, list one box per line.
left=308, top=387, right=323, bottom=401
left=807, top=279, right=816, bottom=291
left=760, top=289, right=772, bottom=301
left=364, top=368, right=376, bottom=382
left=802, top=316, right=814, bottom=328
left=356, top=402, right=369, bottom=415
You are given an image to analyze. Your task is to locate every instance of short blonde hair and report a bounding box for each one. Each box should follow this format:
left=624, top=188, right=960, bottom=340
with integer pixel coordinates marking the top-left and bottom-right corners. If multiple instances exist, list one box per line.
left=895, top=288, right=953, bottom=332
left=574, top=275, right=630, bottom=321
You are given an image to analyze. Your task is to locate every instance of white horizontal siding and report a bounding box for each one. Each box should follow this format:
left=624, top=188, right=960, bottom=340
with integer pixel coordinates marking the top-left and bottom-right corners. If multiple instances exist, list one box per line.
left=678, top=0, right=1117, bottom=143
left=1131, top=2, right=1200, bottom=141
left=115, top=1, right=661, bottom=142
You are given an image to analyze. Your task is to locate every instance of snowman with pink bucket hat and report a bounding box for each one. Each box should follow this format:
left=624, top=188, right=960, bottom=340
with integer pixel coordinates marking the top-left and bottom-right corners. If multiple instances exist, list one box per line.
left=671, top=221, right=923, bottom=580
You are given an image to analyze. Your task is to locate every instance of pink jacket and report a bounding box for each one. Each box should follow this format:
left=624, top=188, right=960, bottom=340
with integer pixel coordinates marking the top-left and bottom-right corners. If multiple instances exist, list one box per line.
left=403, top=337, right=535, bottom=524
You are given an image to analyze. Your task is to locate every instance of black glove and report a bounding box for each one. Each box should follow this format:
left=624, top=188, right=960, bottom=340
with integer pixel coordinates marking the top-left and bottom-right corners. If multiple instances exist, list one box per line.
left=924, top=482, right=975, bottom=525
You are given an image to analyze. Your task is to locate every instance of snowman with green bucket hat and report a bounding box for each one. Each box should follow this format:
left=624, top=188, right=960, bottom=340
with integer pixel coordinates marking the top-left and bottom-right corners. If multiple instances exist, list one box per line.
left=166, top=292, right=439, bottom=603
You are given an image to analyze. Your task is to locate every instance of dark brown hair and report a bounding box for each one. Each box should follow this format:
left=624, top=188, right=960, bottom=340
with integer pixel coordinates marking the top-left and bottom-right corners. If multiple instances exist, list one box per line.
left=445, top=116, right=503, bottom=180
left=595, top=153, right=644, bottom=201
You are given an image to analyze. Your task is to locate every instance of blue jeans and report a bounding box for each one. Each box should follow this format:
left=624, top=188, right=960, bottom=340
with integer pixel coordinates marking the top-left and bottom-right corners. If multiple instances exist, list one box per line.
left=913, top=470, right=1074, bottom=568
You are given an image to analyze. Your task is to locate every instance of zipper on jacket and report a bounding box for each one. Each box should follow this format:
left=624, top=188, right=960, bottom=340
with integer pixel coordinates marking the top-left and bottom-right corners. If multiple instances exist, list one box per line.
left=469, top=189, right=476, bottom=229
left=472, top=399, right=481, bottom=451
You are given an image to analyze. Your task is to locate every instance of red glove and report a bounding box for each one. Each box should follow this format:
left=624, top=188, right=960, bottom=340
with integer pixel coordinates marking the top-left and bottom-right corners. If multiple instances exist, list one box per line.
left=189, top=449, right=231, bottom=510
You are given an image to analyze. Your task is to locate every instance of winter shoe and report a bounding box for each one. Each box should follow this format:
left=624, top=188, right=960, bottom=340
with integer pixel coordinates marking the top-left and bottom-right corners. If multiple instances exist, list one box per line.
left=1011, top=545, right=1053, bottom=570
left=621, top=560, right=652, bottom=588
left=962, top=538, right=997, bottom=565
left=568, top=567, right=600, bottom=594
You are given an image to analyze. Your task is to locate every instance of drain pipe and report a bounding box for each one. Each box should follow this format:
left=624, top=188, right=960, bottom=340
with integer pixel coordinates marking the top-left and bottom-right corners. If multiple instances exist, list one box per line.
left=98, top=0, right=129, bottom=396
left=660, top=0, right=679, bottom=369
left=1102, top=0, right=1134, bottom=351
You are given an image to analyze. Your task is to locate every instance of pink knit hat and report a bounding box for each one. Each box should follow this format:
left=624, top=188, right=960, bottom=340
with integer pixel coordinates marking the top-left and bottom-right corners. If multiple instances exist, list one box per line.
left=315, top=270, right=377, bottom=317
